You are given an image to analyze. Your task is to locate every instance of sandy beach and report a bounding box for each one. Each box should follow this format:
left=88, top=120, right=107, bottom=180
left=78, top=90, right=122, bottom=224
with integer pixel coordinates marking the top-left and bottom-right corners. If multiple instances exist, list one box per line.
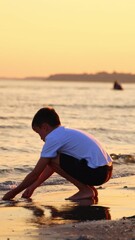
left=0, top=176, right=135, bottom=240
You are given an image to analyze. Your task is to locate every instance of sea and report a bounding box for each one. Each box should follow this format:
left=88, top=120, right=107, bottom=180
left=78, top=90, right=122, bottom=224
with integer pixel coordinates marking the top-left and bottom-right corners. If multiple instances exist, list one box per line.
left=0, top=79, right=135, bottom=200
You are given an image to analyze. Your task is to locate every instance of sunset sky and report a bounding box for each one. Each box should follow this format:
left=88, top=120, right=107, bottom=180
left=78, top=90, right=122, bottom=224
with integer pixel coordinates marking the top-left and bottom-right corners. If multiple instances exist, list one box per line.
left=0, top=0, right=135, bottom=78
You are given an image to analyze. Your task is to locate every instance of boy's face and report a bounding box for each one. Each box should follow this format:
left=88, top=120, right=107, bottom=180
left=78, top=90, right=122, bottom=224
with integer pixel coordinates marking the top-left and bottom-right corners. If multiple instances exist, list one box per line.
left=33, top=124, right=47, bottom=142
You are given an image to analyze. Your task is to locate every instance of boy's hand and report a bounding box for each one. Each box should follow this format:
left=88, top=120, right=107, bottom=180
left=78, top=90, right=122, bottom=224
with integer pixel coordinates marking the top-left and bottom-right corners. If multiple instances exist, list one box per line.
left=2, top=189, right=17, bottom=200
left=21, top=187, right=34, bottom=199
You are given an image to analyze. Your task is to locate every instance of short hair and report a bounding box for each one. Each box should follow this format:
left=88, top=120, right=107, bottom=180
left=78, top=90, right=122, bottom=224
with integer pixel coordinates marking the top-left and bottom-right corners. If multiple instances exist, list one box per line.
left=32, top=107, right=61, bottom=128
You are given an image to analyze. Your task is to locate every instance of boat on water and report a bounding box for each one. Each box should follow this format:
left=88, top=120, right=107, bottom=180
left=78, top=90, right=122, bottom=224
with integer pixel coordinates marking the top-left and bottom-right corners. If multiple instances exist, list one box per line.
left=113, top=81, right=123, bottom=90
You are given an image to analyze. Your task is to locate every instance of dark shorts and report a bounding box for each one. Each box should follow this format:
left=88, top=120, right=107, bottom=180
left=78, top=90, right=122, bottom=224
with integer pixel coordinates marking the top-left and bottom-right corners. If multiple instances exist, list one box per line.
left=60, top=153, right=113, bottom=186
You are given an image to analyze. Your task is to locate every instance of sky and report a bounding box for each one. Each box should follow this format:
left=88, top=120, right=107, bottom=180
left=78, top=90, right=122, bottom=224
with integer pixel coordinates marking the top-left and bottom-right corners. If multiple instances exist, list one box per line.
left=0, top=0, right=135, bottom=78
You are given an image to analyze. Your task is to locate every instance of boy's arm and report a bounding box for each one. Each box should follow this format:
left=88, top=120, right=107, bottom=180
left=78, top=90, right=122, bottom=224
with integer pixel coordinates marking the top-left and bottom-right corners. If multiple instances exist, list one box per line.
left=2, top=157, right=50, bottom=200
left=21, top=165, right=54, bottom=198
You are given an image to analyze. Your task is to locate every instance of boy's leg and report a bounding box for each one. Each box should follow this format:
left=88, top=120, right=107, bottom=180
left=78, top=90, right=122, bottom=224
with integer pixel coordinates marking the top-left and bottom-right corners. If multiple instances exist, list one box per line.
left=50, top=156, right=97, bottom=200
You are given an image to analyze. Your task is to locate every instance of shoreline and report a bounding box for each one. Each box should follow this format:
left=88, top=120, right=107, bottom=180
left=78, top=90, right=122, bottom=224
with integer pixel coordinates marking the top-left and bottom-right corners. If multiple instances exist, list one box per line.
left=0, top=175, right=135, bottom=239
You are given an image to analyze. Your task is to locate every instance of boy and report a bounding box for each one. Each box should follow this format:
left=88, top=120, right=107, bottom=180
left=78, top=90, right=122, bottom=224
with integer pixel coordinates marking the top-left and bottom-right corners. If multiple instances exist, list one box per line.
left=3, top=107, right=113, bottom=201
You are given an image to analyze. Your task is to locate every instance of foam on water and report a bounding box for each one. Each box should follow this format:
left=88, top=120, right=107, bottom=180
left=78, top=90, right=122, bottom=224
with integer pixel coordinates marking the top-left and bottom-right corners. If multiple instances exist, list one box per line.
left=0, top=153, right=135, bottom=193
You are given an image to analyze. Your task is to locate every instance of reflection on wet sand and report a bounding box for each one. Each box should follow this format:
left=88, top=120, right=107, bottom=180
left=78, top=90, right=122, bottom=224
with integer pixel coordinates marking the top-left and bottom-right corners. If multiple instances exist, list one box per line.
left=1, top=198, right=111, bottom=225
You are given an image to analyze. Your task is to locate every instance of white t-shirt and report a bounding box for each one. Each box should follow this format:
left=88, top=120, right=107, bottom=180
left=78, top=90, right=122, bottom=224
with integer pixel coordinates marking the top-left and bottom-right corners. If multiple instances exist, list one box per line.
left=40, top=126, right=112, bottom=168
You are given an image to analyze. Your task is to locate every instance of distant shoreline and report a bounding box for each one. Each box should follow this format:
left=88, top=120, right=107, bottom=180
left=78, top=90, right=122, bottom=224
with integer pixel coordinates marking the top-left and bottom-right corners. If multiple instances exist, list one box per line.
left=0, top=72, right=135, bottom=83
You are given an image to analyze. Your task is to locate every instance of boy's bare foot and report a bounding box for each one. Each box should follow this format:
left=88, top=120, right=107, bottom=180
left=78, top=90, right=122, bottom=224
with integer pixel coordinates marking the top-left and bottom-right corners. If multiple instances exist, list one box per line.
left=66, top=186, right=95, bottom=201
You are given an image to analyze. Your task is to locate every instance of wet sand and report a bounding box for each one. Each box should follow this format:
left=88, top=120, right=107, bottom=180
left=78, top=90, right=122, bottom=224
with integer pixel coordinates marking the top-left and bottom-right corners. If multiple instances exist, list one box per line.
left=0, top=176, right=135, bottom=239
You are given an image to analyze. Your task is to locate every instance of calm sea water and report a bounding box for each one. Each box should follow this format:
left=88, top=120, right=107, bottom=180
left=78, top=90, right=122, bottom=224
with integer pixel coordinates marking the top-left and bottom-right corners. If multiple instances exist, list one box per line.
left=0, top=79, right=135, bottom=199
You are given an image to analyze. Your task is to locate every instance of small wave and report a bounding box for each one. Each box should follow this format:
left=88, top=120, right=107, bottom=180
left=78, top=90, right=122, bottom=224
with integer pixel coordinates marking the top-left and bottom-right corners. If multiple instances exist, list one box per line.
left=0, top=178, right=67, bottom=192
left=0, top=165, right=33, bottom=175
left=0, top=146, right=33, bottom=154
left=0, top=168, right=13, bottom=174
left=111, top=153, right=135, bottom=164
left=0, top=181, right=17, bottom=191
left=42, top=177, right=68, bottom=186
left=0, top=147, right=9, bottom=151
left=0, top=116, right=31, bottom=120
left=106, top=104, right=135, bottom=109
left=14, top=166, right=33, bottom=173
left=53, top=103, right=135, bottom=110
left=0, top=125, right=28, bottom=129
left=113, top=172, right=135, bottom=178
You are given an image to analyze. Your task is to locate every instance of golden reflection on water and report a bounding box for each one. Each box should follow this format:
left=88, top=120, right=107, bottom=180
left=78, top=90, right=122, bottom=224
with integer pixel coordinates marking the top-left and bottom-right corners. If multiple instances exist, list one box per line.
left=1, top=198, right=111, bottom=226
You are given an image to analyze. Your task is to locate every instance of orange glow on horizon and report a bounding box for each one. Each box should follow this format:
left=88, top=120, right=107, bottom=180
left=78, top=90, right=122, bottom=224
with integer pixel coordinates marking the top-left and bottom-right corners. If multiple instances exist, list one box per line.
left=0, top=0, right=135, bottom=78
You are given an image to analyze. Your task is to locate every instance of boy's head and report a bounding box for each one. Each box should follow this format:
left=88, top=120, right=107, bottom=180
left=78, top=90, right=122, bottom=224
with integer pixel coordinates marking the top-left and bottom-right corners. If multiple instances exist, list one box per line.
left=32, top=107, right=61, bottom=129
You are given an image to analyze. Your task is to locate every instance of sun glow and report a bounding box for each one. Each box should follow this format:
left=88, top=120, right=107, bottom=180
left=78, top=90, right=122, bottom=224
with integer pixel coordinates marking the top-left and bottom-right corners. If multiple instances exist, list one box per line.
left=0, top=0, right=135, bottom=77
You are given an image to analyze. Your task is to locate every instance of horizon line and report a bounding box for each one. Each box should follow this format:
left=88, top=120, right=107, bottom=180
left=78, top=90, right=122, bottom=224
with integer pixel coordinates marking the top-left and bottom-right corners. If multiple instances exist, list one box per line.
left=0, top=71, right=135, bottom=79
